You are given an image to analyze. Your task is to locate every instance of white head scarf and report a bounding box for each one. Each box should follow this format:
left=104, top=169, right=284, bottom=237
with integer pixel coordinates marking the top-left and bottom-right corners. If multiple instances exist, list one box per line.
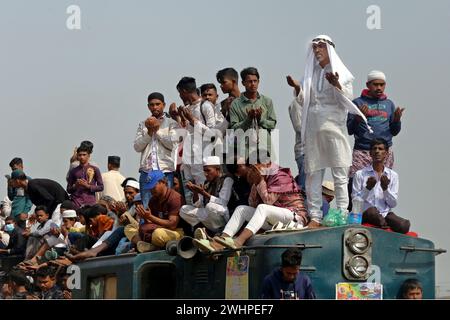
left=300, top=35, right=372, bottom=145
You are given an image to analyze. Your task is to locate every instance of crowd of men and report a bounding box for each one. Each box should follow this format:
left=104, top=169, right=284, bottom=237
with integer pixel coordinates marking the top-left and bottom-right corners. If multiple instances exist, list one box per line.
left=0, top=34, right=413, bottom=299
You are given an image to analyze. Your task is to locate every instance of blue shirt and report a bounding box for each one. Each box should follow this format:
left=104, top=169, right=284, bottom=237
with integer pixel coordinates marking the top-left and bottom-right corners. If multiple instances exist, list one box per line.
left=261, top=268, right=316, bottom=299
left=348, top=93, right=401, bottom=150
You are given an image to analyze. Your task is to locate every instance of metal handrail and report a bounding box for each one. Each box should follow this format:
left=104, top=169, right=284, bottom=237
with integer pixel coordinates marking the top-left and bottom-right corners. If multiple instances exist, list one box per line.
left=400, top=246, right=447, bottom=255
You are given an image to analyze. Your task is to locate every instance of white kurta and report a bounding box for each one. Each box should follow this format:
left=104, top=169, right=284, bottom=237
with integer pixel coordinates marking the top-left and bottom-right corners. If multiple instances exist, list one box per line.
left=300, top=63, right=353, bottom=174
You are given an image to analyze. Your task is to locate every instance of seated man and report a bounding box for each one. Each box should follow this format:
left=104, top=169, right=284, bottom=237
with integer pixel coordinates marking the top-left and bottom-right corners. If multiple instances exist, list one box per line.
left=23, top=206, right=66, bottom=261
left=225, top=158, right=251, bottom=213
left=180, top=156, right=234, bottom=234
left=352, top=138, right=410, bottom=233
left=0, top=215, right=27, bottom=258
left=124, top=170, right=184, bottom=253
left=194, top=162, right=307, bottom=252
left=261, top=248, right=316, bottom=299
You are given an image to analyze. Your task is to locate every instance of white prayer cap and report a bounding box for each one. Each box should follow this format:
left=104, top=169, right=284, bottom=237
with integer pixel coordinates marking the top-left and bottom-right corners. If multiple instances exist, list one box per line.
left=367, top=70, right=386, bottom=82
left=203, top=156, right=221, bottom=166
left=62, top=210, right=77, bottom=218
left=312, top=34, right=335, bottom=47
left=125, top=180, right=140, bottom=190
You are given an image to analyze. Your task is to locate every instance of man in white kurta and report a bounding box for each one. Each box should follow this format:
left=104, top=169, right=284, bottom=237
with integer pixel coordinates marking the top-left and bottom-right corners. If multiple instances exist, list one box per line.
left=295, top=35, right=370, bottom=227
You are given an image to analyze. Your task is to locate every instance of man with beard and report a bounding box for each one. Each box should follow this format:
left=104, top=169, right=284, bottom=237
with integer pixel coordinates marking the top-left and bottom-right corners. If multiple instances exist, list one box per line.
left=289, top=35, right=371, bottom=228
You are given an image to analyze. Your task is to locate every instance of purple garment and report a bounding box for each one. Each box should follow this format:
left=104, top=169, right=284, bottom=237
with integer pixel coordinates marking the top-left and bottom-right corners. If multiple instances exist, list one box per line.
left=67, top=164, right=104, bottom=208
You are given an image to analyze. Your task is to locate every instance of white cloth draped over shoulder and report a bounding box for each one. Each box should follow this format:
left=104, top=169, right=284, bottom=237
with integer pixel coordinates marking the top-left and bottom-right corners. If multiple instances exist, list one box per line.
left=297, top=35, right=372, bottom=174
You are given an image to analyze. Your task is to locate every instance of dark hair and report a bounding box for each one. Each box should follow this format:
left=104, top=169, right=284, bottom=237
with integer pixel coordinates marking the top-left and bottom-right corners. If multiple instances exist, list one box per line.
left=176, top=77, right=197, bottom=93
left=370, top=138, right=389, bottom=151
left=200, top=83, right=217, bottom=94
left=61, top=200, right=75, bottom=210
left=35, top=205, right=49, bottom=214
left=35, top=265, right=56, bottom=279
left=79, top=140, right=94, bottom=153
left=281, top=248, right=302, bottom=268
left=77, top=205, right=92, bottom=220
left=12, top=172, right=27, bottom=181
left=8, top=270, right=30, bottom=287
left=5, top=216, right=14, bottom=223
left=107, top=156, right=121, bottom=168
left=86, top=204, right=107, bottom=219
left=400, top=279, right=423, bottom=298
left=121, top=177, right=138, bottom=188
left=9, top=157, right=23, bottom=169
left=77, top=144, right=93, bottom=154
left=147, top=92, right=165, bottom=103
left=240, top=67, right=260, bottom=81
left=216, top=68, right=239, bottom=83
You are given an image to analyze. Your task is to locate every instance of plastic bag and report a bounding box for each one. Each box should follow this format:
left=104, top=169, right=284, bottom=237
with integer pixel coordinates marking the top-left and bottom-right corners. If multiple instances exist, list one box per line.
left=323, top=208, right=348, bottom=227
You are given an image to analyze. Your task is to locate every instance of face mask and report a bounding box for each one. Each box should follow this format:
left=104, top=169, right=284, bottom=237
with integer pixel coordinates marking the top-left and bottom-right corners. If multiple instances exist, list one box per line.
left=4, top=223, right=14, bottom=233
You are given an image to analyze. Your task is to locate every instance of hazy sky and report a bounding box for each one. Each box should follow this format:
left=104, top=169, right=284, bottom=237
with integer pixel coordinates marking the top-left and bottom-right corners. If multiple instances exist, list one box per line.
left=1, top=0, right=449, bottom=291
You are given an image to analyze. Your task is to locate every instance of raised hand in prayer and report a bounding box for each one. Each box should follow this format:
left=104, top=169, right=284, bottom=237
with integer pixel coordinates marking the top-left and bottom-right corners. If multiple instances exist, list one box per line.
left=181, top=107, right=197, bottom=126
left=380, top=175, right=390, bottom=191
left=254, top=107, right=263, bottom=121
left=221, top=96, right=234, bottom=116
left=111, top=201, right=127, bottom=215
left=177, top=106, right=191, bottom=127
left=145, top=116, right=160, bottom=135
left=76, top=178, right=90, bottom=189
left=325, top=72, right=342, bottom=90
left=286, top=75, right=301, bottom=96
left=169, top=102, right=178, bottom=117
left=186, top=181, right=204, bottom=194
left=247, top=108, right=256, bottom=119
left=63, top=290, right=72, bottom=300
left=28, top=213, right=36, bottom=224
left=359, top=104, right=369, bottom=117
left=393, top=107, right=405, bottom=122
left=136, top=205, right=152, bottom=221
left=366, top=176, right=377, bottom=190
left=247, top=165, right=263, bottom=185
left=70, top=146, right=78, bottom=163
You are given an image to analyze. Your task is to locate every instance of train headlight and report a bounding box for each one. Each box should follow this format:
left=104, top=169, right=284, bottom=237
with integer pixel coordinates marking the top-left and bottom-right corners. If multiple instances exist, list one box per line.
left=346, top=256, right=370, bottom=278
left=346, top=232, right=371, bottom=254
left=343, top=228, right=372, bottom=280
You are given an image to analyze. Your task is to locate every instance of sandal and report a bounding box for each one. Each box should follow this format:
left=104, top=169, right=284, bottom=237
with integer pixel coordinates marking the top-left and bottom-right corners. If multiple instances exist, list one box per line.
left=194, top=227, right=211, bottom=241
left=192, top=239, right=216, bottom=253
left=213, top=236, right=238, bottom=250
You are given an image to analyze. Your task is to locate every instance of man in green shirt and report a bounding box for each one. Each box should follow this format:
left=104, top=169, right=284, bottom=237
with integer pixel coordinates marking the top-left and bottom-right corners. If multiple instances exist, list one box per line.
left=230, top=67, right=277, bottom=163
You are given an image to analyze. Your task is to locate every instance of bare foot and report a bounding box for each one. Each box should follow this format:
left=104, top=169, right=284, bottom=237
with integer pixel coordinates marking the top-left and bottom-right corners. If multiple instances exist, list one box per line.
left=307, top=220, right=322, bottom=229
left=210, top=239, right=226, bottom=251
left=65, top=250, right=97, bottom=262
